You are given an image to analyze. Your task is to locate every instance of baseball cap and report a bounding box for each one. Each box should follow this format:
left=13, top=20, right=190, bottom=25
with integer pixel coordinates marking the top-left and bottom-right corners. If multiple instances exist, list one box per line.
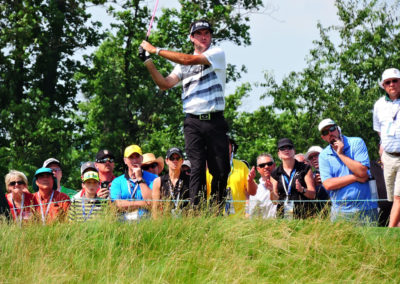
left=124, top=144, right=142, bottom=158
left=81, top=161, right=97, bottom=175
left=318, top=118, right=336, bottom=132
left=305, top=146, right=323, bottom=160
left=166, top=147, right=183, bottom=159
left=277, top=138, right=294, bottom=149
left=32, top=167, right=57, bottom=191
left=190, top=20, right=213, bottom=35
left=96, top=149, right=115, bottom=162
left=82, top=171, right=99, bottom=182
left=182, top=160, right=191, bottom=168
left=379, top=68, right=400, bottom=89
left=43, top=158, right=60, bottom=168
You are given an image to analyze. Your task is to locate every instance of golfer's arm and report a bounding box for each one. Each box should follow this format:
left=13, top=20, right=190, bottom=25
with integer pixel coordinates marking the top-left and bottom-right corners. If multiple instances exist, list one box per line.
left=158, top=49, right=210, bottom=65
left=144, top=60, right=179, bottom=90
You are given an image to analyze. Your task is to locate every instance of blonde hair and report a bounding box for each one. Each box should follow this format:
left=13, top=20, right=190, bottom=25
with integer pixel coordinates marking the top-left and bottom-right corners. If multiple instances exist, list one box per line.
left=5, top=170, right=28, bottom=191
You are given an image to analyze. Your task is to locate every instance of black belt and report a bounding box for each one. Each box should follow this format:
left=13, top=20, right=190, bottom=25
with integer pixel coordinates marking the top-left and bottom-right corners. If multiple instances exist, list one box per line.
left=387, top=152, right=400, bottom=157
left=186, top=111, right=224, bottom=120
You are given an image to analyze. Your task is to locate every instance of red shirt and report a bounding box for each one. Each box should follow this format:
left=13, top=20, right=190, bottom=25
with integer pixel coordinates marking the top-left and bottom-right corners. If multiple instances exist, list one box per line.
left=33, top=190, right=71, bottom=222
left=6, top=192, right=37, bottom=221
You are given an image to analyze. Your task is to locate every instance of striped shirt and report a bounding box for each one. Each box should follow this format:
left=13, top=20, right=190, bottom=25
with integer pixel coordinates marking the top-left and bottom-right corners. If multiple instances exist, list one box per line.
left=373, top=96, right=400, bottom=153
left=172, top=46, right=226, bottom=115
left=69, top=195, right=106, bottom=222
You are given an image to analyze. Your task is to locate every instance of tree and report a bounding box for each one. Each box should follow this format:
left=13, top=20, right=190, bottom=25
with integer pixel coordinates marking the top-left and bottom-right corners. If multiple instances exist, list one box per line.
left=0, top=0, right=105, bottom=185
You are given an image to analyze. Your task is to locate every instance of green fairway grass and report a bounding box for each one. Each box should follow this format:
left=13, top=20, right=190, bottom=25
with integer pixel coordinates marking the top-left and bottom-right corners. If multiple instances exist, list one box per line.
left=1, top=214, right=399, bottom=283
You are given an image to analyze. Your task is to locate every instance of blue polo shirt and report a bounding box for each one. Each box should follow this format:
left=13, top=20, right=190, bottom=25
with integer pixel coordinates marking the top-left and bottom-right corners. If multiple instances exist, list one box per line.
left=319, top=135, right=377, bottom=213
left=110, top=171, right=157, bottom=217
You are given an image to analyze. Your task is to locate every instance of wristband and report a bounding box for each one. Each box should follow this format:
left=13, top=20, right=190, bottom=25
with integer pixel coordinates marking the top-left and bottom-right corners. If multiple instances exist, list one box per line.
left=156, top=47, right=161, bottom=55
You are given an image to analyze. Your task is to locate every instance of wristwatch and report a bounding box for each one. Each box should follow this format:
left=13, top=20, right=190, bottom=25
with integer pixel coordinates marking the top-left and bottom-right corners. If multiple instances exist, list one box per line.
left=302, top=187, right=306, bottom=194
left=136, top=179, right=145, bottom=184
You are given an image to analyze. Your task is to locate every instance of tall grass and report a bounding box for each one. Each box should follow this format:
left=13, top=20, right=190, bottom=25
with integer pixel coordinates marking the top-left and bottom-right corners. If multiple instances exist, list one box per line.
left=0, top=213, right=399, bottom=283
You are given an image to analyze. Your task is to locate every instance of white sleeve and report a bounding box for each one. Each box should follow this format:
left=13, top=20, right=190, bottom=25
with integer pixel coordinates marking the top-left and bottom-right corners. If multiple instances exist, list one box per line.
left=203, top=47, right=225, bottom=70
left=171, top=64, right=183, bottom=80
left=373, top=99, right=381, bottom=132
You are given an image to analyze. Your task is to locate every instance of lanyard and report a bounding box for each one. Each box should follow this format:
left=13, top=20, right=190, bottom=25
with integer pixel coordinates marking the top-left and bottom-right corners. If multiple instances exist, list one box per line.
left=281, top=169, right=297, bottom=198
left=37, top=191, right=55, bottom=224
left=11, top=193, right=25, bottom=223
left=126, top=180, right=139, bottom=199
left=81, top=198, right=96, bottom=222
left=167, top=178, right=183, bottom=208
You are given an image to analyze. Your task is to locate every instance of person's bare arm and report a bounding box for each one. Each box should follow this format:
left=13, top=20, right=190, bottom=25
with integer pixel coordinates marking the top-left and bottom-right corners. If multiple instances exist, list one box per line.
left=114, top=200, right=148, bottom=211
left=270, top=177, right=280, bottom=202
left=141, top=40, right=210, bottom=66
left=247, top=166, right=258, bottom=196
left=300, top=170, right=316, bottom=199
left=143, top=60, right=180, bottom=90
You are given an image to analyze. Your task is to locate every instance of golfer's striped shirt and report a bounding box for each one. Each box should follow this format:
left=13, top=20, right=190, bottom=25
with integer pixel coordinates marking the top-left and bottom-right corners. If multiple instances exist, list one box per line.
left=172, top=46, right=226, bottom=115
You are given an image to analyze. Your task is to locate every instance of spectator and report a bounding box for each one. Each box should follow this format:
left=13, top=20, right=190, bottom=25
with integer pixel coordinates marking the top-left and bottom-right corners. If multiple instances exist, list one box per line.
left=318, top=118, right=378, bottom=225
left=181, top=160, right=191, bottom=176
left=373, top=68, right=400, bottom=227
left=110, top=145, right=157, bottom=221
left=43, top=158, right=76, bottom=198
left=140, top=19, right=230, bottom=209
left=141, top=153, right=164, bottom=176
left=270, top=138, right=316, bottom=219
left=32, top=167, right=70, bottom=223
left=95, top=149, right=117, bottom=199
left=305, top=146, right=330, bottom=214
left=207, top=138, right=256, bottom=216
left=152, top=147, right=190, bottom=217
left=69, top=171, right=107, bottom=222
left=248, top=153, right=277, bottom=219
left=5, top=170, right=37, bottom=222
left=295, top=153, right=308, bottom=164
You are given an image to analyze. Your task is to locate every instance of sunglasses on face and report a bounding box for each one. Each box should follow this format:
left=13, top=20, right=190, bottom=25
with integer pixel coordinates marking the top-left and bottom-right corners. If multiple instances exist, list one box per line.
left=278, top=145, right=293, bottom=151
left=321, top=125, right=337, bottom=136
left=169, top=156, right=182, bottom=161
left=142, top=163, right=158, bottom=170
left=98, top=158, right=114, bottom=163
left=384, top=79, right=398, bottom=86
left=9, top=181, right=25, bottom=186
left=51, top=168, right=61, bottom=173
left=257, top=161, right=274, bottom=168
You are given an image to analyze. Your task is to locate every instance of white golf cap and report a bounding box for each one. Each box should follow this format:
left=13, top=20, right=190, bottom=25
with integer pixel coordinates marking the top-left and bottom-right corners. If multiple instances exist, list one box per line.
left=318, top=118, right=336, bottom=132
left=305, top=146, right=323, bottom=160
left=379, top=68, right=400, bottom=89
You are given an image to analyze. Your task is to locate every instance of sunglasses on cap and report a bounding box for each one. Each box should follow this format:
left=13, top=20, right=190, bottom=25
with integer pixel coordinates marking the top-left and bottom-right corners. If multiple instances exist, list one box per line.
left=9, top=181, right=25, bottom=186
left=257, top=161, right=274, bottom=168
left=384, top=79, right=398, bottom=86
left=142, top=163, right=158, bottom=171
left=321, top=125, right=337, bottom=136
left=98, top=157, right=114, bottom=163
left=278, top=145, right=293, bottom=151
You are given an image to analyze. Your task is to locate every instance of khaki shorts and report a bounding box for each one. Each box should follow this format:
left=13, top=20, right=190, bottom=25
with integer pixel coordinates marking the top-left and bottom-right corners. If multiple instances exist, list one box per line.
left=381, top=151, right=400, bottom=201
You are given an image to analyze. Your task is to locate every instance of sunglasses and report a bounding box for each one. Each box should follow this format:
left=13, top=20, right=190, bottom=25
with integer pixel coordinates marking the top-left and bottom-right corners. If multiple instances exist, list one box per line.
left=257, top=161, right=274, bottom=168
left=9, top=181, right=25, bottom=186
left=98, top=158, right=114, bottom=163
left=384, top=79, right=398, bottom=86
left=169, top=156, right=182, bottom=161
left=278, top=145, right=293, bottom=151
left=51, top=168, right=61, bottom=173
left=321, top=125, right=337, bottom=136
left=142, top=163, right=158, bottom=170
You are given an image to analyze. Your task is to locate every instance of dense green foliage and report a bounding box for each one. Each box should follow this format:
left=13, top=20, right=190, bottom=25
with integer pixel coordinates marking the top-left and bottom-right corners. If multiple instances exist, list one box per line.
left=1, top=0, right=400, bottom=189
left=1, top=216, right=399, bottom=282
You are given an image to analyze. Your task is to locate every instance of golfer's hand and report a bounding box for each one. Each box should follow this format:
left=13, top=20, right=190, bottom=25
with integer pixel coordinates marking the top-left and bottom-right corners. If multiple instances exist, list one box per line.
left=138, top=46, right=150, bottom=62
left=140, top=41, right=156, bottom=54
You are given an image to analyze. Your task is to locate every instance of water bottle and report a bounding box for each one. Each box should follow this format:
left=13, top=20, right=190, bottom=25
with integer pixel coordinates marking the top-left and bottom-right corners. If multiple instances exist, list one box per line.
left=284, top=198, right=294, bottom=219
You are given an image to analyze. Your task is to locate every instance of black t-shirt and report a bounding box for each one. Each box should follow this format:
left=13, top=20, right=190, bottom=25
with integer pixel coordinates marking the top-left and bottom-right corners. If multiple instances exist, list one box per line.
left=160, top=172, right=190, bottom=209
left=271, top=160, right=313, bottom=218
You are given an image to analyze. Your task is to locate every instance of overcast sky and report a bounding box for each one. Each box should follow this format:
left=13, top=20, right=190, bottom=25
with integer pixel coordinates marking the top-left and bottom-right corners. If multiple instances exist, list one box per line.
left=89, top=0, right=341, bottom=110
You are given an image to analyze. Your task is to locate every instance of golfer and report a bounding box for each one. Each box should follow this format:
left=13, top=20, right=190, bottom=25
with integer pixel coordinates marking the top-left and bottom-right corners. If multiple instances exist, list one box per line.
left=139, top=19, right=230, bottom=209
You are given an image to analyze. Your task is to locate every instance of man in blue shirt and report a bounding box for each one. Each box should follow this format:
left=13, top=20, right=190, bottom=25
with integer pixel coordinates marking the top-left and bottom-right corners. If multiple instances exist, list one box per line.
left=110, top=144, right=157, bottom=220
left=318, top=118, right=378, bottom=224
